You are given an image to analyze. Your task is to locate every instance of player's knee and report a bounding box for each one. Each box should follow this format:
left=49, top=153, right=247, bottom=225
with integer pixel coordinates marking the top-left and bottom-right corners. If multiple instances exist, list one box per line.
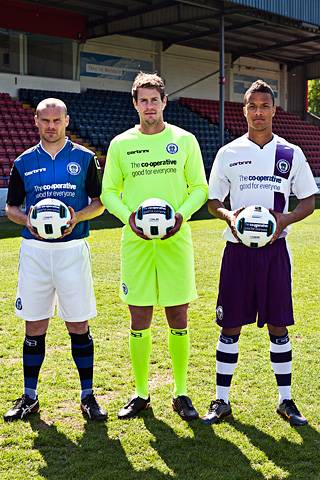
left=130, top=318, right=152, bottom=330
left=165, top=304, right=188, bottom=329
left=168, top=318, right=187, bottom=329
left=25, top=319, right=49, bottom=336
left=66, top=320, right=89, bottom=334
left=267, top=324, right=288, bottom=336
left=129, top=305, right=153, bottom=329
left=221, top=326, right=241, bottom=336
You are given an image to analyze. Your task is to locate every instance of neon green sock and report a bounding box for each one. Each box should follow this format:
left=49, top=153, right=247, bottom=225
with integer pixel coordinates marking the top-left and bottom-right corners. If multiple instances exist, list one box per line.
left=168, top=328, right=190, bottom=397
left=129, top=328, right=152, bottom=399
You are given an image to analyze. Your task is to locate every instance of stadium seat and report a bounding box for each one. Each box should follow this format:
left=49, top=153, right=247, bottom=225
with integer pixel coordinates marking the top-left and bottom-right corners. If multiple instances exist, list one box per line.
left=1, top=88, right=319, bottom=186
left=179, top=97, right=320, bottom=176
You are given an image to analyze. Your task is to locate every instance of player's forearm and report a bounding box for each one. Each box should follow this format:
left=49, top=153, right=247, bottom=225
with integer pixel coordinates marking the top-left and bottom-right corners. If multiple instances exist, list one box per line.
left=178, top=185, right=208, bottom=220
left=74, top=198, right=105, bottom=222
left=100, top=191, right=131, bottom=224
left=208, top=199, right=231, bottom=222
left=5, top=205, right=28, bottom=226
left=284, top=195, right=315, bottom=225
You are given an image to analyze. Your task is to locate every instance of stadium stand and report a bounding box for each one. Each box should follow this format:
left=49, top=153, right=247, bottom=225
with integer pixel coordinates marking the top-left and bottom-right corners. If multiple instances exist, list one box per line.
left=1, top=88, right=319, bottom=187
left=180, top=97, right=320, bottom=177
left=0, top=92, right=39, bottom=186
left=18, top=88, right=233, bottom=177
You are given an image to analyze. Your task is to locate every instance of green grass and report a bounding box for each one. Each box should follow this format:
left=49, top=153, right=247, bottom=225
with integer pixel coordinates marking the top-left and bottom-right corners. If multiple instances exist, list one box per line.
left=0, top=210, right=320, bottom=480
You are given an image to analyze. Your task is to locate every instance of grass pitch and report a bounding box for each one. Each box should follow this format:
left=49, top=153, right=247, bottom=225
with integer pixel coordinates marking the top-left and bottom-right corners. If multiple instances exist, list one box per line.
left=0, top=210, right=319, bottom=480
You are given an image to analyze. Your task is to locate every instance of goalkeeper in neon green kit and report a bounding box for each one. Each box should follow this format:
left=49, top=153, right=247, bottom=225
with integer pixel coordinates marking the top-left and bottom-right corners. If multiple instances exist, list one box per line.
left=101, top=72, right=208, bottom=420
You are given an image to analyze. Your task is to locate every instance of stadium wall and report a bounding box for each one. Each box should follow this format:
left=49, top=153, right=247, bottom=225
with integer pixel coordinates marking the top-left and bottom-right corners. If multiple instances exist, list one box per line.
left=0, top=72, right=80, bottom=98
left=287, top=66, right=306, bottom=117
left=306, top=60, right=320, bottom=80
left=80, top=35, right=282, bottom=104
left=287, top=60, right=320, bottom=117
left=0, top=32, right=283, bottom=104
left=0, top=189, right=7, bottom=215
left=230, top=57, right=282, bottom=106
left=81, top=36, right=156, bottom=93
left=162, top=45, right=220, bottom=99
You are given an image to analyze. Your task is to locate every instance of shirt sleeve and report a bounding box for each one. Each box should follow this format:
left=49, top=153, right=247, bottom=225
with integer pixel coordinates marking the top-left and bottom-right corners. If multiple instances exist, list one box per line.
left=100, top=140, right=131, bottom=225
left=208, top=148, right=230, bottom=201
left=177, top=135, right=208, bottom=220
left=85, top=155, right=102, bottom=198
left=6, top=164, right=26, bottom=206
left=291, top=148, right=319, bottom=199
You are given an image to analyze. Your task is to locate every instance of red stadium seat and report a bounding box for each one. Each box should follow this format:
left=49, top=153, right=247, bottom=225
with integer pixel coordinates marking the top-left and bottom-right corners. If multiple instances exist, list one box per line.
left=12, top=138, right=23, bottom=146
left=5, top=146, right=16, bottom=155
left=2, top=165, right=11, bottom=176
left=178, top=96, right=320, bottom=176
left=0, top=156, right=9, bottom=166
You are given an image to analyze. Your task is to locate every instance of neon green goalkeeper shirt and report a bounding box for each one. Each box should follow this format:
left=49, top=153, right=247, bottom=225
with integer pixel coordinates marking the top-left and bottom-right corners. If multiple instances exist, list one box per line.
left=101, top=123, right=208, bottom=224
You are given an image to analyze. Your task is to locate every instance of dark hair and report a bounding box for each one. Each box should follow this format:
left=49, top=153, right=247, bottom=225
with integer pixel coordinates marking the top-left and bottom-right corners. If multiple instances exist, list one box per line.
left=131, top=72, right=166, bottom=101
left=243, top=79, right=275, bottom=106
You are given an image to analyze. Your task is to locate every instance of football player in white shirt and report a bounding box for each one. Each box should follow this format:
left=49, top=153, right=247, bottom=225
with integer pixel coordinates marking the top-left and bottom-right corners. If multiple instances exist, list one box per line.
left=203, top=79, right=318, bottom=426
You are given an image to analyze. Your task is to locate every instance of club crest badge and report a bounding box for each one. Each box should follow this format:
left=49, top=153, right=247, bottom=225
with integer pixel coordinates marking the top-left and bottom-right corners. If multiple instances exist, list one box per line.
left=276, top=159, right=290, bottom=174
left=216, top=305, right=224, bottom=321
left=15, top=298, right=22, bottom=310
left=67, top=162, right=81, bottom=175
left=166, top=143, right=178, bottom=154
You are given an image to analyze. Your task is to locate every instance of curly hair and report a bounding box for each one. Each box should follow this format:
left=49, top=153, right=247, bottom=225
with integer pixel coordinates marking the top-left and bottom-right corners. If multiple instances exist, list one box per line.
left=243, top=79, right=275, bottom=106
left=131, top=72, right=166, bottom=101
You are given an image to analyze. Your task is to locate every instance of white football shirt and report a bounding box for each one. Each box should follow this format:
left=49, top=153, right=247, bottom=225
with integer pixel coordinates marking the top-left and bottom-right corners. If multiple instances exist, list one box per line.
left=209, top=134, right=318, bottom=242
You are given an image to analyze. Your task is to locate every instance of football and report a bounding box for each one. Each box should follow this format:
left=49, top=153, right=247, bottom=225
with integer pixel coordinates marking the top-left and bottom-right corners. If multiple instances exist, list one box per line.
left=30, top=198, right=71, bottom=240
left=135, top=198, right=175, bottom=239
left=236, top=205, right=276, bottom=248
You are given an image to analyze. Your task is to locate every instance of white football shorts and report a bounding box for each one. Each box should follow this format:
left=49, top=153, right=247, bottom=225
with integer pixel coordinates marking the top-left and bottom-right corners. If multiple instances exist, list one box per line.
left=15, top=239, right=97, bottom=322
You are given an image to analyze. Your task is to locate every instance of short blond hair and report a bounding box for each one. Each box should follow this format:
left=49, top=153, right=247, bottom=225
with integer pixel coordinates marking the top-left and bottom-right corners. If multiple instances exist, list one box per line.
left=36, top=98, right=68, bottom=116
left=131, top=72, right=166, bottom=101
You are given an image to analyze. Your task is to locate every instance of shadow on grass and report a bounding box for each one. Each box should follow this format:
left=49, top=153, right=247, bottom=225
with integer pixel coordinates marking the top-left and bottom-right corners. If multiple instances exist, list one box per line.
left=232, top=419, right=320, bottom=480
left=142, top=413, right=265, bottom=480
left=29, top=409, right=262, bottom=480
left=27, top=408, right=320, bottom=480
left=29, top=413, right=167, bottom=480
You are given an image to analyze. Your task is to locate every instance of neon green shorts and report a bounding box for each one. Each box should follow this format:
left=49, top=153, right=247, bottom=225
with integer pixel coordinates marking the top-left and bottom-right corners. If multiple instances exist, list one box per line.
left=120, top=222, right=197, bottom=307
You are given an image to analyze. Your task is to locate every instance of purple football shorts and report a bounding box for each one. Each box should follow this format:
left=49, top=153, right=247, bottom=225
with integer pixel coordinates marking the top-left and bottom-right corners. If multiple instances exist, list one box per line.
left=215, top=238, right=294, bottom=328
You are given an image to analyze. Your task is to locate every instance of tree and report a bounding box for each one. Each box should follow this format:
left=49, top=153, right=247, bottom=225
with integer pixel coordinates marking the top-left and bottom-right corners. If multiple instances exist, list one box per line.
left=308, top=79, right=320, bottom=115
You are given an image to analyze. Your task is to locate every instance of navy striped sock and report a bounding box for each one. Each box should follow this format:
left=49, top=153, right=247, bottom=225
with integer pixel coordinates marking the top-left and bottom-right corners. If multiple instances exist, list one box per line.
left=269, top=332, right=292, bottom=403
left=70, top=330, right=94, bottom=400
left=23, top=333, right=46, bottom=400
left=216, top=333, right=240, bottom=403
